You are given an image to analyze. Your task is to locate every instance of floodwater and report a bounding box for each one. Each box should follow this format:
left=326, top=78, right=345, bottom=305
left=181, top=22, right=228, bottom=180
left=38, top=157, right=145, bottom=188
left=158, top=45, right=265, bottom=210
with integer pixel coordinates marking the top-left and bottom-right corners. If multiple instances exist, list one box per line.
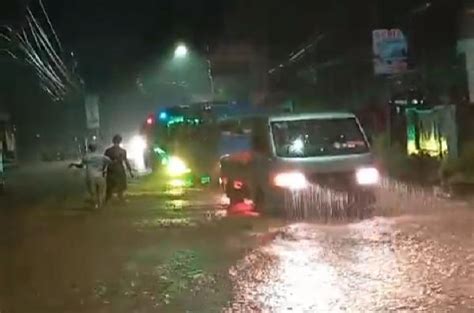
left=229, top=208, right=474, bottom=312
left=1, top=163, right=474, bottom=312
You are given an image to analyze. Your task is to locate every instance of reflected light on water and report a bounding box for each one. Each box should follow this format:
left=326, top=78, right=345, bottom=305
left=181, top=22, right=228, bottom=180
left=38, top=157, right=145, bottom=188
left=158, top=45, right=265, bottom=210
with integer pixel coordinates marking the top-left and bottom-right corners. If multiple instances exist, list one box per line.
left=167, top=199, right=188, bottom=210
left=260, top=237, right=345, bottom=312
left=164, top=187, right=185, bottom=197
left=219, top=194, right=230, bottom=206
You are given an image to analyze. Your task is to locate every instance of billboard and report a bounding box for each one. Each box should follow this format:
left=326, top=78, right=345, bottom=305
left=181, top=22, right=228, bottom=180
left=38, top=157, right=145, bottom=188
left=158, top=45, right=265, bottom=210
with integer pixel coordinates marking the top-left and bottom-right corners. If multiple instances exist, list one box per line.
left=85, top=95, right=100, bottom=129
left=373, top=29, right=408, bottom=75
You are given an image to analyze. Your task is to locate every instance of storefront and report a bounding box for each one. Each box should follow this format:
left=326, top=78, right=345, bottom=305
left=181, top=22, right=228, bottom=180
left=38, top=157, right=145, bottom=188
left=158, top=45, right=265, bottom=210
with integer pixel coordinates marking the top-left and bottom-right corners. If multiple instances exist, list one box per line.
left=389, top=93, right=458, bottom=159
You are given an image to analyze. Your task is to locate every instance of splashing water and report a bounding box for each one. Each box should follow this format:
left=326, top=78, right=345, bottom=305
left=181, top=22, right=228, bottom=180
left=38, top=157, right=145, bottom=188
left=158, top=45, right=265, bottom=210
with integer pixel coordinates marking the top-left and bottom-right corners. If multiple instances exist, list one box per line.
left=281, top=177, right=449, bottom=221
left=284, top=185, right=350, bottom=221
left=377, top=178, right=450, bottom=214
left=283, top=183, right=375, bottom=221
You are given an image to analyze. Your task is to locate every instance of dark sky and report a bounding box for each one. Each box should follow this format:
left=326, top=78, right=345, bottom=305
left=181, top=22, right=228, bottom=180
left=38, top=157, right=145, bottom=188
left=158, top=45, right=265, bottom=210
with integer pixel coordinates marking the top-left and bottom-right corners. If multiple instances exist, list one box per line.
left=2, top=0, right=228, bottom=89
left=44, top=0, right=228, bottom=89
left=0, top=0, right=377, bottom=87
left=2, top=0, right=457, bottom=89
left=0, top=0, right=464, bottom=147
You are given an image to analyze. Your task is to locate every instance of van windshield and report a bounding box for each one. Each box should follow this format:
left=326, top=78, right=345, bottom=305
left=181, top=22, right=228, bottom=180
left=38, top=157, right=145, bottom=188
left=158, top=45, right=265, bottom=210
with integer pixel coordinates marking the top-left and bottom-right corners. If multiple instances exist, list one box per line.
left=271, top=117, right=369, bottom=157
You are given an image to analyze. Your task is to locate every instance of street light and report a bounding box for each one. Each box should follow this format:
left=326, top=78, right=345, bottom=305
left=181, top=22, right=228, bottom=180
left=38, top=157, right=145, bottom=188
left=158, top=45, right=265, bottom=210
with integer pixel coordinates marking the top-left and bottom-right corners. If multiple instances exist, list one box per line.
left=172, top=42, right=214, bottom=100
left=174, top=44, right=188, bottom=59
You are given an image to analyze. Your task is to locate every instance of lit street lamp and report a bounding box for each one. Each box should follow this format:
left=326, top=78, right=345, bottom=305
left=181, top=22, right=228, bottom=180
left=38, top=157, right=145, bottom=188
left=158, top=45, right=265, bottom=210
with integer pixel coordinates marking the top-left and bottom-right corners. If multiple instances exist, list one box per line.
left=174, top=44, right=188, bottom=59
left=172, top=42, right=215, bottom=100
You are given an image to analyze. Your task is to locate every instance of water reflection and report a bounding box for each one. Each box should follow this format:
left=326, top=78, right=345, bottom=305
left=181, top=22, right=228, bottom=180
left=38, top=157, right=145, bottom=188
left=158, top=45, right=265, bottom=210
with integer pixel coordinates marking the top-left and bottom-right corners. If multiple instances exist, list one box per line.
left=230, top=221, right=409, bottom=312
left=262, top=235, right=345, bottom=312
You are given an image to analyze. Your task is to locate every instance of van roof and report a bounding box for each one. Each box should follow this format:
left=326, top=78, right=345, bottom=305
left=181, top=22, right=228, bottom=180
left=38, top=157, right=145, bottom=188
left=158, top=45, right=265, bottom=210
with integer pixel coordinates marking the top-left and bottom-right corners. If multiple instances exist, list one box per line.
left=269, top=112, right=356, bottom=122
left=216, top=111, right=358, bottom=123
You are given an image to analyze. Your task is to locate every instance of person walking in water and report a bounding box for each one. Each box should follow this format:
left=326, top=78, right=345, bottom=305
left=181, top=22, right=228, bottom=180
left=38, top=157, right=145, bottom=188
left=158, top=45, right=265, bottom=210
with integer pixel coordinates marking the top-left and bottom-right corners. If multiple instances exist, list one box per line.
left=104, top=135, right=133, bottom=202
left=69, top=143, right=110, bottom=208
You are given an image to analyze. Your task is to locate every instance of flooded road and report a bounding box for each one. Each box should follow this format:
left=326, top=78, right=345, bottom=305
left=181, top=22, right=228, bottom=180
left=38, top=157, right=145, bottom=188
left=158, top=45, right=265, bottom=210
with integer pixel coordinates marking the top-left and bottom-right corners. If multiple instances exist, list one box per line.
left=229, top=209, right=474, bottom=312
left=1, top=163, right=474, bottom=312
left=0, top=163, right=276, bottom=312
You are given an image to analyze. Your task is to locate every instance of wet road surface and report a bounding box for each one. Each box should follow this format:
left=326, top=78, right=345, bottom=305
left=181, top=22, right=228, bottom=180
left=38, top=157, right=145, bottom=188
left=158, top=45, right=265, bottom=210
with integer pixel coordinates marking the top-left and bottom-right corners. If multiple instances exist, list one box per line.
left=1, top=163, right=474, bottom=312
left=0, top=163, right=276, bottom=312
left=229, top=209, right=474, bottom=312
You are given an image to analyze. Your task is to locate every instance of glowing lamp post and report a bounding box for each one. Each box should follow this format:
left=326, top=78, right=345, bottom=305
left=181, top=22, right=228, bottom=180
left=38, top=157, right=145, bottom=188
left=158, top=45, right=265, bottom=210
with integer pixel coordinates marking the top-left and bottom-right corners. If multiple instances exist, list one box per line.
left=174, top=44, right=188, bottom=59
left=172, top=42, right=214, bottom=100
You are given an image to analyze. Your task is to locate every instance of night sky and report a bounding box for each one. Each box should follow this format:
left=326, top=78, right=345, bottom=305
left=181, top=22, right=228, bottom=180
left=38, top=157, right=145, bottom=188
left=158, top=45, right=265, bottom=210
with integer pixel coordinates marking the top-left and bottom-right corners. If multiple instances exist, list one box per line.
left=1, top=0, right=462, bottom=87
left=1, top=0, right=227, bottom=88
left=0, top=0, right=382, bottom=88
left=0, top=0, right=464, bottom=150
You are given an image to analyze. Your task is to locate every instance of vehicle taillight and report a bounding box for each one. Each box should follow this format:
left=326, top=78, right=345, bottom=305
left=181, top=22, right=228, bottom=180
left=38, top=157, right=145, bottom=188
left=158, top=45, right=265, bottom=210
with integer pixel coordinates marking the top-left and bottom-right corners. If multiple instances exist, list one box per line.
left=233, top=180, right=244, bottom=190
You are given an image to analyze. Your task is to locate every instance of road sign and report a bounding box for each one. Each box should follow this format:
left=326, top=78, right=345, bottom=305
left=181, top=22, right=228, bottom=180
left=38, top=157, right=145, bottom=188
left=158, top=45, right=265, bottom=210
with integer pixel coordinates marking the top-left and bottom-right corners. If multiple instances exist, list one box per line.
left=373, top=29, right=408, bottom=75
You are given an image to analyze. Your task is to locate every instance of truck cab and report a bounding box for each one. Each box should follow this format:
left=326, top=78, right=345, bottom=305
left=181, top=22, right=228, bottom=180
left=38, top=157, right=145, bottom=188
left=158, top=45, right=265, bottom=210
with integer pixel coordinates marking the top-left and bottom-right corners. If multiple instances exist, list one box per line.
left=220, top=112, right=380, bottom=217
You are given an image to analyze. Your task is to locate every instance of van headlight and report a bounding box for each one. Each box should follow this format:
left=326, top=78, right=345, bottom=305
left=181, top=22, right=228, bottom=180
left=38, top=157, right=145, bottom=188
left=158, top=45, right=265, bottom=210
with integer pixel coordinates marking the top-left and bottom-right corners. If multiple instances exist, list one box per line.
left=273, top=172, right=308, bottom=190
left=355, top=167, right=380, bottom=186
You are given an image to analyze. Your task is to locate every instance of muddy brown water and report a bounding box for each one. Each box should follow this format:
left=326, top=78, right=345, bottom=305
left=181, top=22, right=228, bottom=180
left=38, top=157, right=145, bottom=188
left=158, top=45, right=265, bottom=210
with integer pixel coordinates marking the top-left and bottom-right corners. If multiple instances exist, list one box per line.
left=1, top=165, right=473, bottom=312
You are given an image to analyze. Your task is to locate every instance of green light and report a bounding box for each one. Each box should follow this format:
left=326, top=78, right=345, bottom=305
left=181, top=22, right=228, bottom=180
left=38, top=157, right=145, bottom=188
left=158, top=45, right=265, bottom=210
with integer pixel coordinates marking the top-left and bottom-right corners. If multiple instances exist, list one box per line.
left=167, top=116, right=185, bottom=127
left=153, top=147, right=166, bottom=155
left=200, top=175, right=211, bottom=184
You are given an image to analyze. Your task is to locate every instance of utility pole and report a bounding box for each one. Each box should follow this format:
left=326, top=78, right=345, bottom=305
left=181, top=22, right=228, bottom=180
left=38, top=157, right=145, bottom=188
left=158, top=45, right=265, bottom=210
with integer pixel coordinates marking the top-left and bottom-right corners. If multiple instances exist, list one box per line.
left=206, top=44, right=215, bottom=101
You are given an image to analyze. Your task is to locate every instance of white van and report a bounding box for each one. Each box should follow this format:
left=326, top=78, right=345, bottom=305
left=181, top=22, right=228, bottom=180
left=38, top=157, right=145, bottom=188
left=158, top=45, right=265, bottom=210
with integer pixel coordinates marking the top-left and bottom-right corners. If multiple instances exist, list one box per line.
left=219, top=112, right=380, bottom=216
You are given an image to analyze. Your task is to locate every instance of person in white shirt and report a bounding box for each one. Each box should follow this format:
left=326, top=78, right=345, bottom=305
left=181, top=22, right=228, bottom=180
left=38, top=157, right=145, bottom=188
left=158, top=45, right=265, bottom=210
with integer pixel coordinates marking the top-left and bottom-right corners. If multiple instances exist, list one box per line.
left=69, top=143, right=110, bottom=208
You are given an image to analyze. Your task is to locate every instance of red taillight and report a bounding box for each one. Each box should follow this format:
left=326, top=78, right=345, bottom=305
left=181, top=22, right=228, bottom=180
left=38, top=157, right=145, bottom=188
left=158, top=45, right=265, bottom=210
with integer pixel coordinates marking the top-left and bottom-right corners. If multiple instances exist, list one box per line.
left=146, top=117, right=154, bottom=125
left=233, top=180, right=244, bottom=190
